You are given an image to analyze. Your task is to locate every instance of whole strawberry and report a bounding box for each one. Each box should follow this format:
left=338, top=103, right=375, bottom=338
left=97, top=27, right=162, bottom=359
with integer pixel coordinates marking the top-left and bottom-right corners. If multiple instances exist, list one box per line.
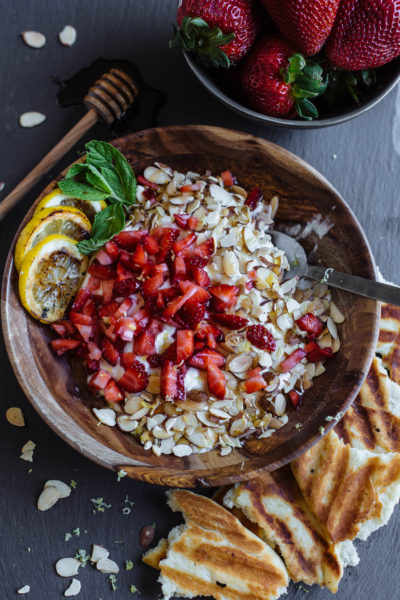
left=240, top=37, right=327, bottom=119
left=260, top=0, right=340, bottom=56
left=170, top=0, right=259, bottom=67
left=326, top=0, right=400, bottom=70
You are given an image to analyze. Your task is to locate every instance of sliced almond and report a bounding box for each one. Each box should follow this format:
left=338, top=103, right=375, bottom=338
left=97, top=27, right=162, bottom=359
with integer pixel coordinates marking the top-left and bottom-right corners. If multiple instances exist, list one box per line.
left=37, top=486, right=61, bottom=511
left=91, top=544, right=109, bottom=563
left=172, top=444, right=192, bottom=457
left=17, top=585, right=30, bottom=594
left=21, top=31, right=46, bottom=48
left=64, top=578, right=81, bottom=597
left=92, top=408, right=116, bottom=426
left=96, top=558, right=119, bottom=574
left=227, top=353, right=253, bottom=373
left=59, top=25, right=77, bottom=47
left=44, top=480, right=71, bottom=498
left=55, top=558, right=80, bottom=577
left=330, top=301, right=345, bottom=323
left=19, top=112, right=46, bottom=128
left=0, top=182, right=4, bottom=192
left=6, top=406, right=25, bottom=427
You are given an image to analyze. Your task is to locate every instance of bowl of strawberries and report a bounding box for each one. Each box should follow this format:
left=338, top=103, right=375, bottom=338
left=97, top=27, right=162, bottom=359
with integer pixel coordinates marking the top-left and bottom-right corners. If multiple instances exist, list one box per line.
left=171, top=0, right=400, bottom=127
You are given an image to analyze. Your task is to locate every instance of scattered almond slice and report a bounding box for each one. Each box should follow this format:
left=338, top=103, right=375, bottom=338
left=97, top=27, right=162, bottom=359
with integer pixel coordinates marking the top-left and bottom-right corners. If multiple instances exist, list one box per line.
left=90, top=544, right=109, bottom=563
left=96, top=557, right=119, bottom=574
left=17, top=585, right=30, bottom=594
left=55, top=558, right=81, bottom=577
left=93, top=408, right=116, bottom=426
left=0, top=182, right=4, bottom=192
left=37, top=486, right=61, bottom=511
left=64, top=579, right=81, bottom=597
left=19, top=112, right=46, bottom=128
left=20, top=440, right=36, bottom=462
left=59, top=25, right=77, bottom=47
left=6, top=406, right=25, bottom=427
left=44, top=480, right=71, bottom=498
left=21, top=31, right=46, bottom=48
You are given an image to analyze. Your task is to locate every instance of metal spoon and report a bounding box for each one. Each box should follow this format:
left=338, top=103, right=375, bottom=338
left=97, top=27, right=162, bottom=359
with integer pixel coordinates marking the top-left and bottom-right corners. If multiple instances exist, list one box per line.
left=269, top=230, right=400, bottom=306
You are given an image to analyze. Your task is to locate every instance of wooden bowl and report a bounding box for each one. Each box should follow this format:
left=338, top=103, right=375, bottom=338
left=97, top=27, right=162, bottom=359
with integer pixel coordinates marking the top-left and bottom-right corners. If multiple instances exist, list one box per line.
left=1, top=125, right=379, bottom=487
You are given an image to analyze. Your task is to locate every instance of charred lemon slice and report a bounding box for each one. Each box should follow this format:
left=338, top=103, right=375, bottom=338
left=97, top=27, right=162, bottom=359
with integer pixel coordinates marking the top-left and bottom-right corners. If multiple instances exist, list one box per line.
left=33, top=188, right=106, bottom=223
left=15, top=206, right=91, bottom=271
left=19, top=234, right=88, bottom=323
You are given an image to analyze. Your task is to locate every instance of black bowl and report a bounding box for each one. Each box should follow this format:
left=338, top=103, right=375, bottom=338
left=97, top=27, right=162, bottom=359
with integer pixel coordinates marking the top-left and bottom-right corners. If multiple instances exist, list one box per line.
left=184, top=51, right=400, bottom=128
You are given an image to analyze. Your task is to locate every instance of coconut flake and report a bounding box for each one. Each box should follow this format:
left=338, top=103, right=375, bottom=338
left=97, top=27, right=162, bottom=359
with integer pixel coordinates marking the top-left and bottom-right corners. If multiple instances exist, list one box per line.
left=64, top=579, right=81, bottom=597
left=59, top=25, right=77, bottom=47
left=21, top=31, right=46, bottom=48
left=19, top=112, right=46, bottom=128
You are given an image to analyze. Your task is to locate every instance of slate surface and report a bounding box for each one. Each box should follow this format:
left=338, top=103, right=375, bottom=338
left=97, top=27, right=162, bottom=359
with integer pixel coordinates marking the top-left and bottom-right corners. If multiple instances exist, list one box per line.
left=1, top=1, right=400, bottom=599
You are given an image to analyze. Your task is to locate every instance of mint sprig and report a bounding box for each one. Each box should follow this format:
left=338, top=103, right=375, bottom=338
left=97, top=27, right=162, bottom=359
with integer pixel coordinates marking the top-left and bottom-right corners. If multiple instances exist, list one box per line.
left=170, top=16, right=234, bottom=68
left=57, top=140, right=137, bottom=255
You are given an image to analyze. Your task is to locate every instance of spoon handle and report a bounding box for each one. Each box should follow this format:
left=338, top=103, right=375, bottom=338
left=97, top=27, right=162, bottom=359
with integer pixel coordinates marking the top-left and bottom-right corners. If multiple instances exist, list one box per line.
left=306, top=266, right=400, bottom=306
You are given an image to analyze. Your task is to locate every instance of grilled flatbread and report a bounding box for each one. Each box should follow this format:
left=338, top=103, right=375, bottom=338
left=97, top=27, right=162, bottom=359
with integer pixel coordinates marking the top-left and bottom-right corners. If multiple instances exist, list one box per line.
left=291, top=430, right=400, bottom=543
left=334, top=356, right=400, bottom=453
left=223, top=466, right=358, bottom=593
left=377, top=303, right=400, bottom=374
left=144, top=489, right=289, bottom=600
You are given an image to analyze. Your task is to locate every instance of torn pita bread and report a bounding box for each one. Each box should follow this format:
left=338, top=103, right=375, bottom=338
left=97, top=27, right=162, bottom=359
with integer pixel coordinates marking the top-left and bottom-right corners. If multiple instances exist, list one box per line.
left=223, top=466, right=358, bottom=593
left=143, top=489, right=289, bottom=600
left=143, top=537, right=168, bottom=570
left=291, top=430, right=400, bottom=543
left=334, top=356, right=400, bottom=453
left=377, top=303, right=400, bottom=384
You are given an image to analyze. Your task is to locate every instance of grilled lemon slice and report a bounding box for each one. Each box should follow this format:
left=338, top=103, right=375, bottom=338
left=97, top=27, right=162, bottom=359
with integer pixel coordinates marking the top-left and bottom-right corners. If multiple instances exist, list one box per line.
left=19, top=234, right=89, bottom=323
left=15, top=206, right=91, bottom=271
left=33, top=188, right=106, bottom=223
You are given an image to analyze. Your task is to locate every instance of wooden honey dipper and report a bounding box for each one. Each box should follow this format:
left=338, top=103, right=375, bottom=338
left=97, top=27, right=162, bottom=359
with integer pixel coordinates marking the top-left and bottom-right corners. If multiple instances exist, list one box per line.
left=0, top=68, right=138, bottom=220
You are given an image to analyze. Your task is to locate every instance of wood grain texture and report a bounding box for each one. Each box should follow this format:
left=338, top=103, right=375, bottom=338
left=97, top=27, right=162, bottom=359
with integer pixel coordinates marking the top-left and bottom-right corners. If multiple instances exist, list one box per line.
left=0, top=1, right=399, bottom=599
left=2, top=125, right=379, bottom=487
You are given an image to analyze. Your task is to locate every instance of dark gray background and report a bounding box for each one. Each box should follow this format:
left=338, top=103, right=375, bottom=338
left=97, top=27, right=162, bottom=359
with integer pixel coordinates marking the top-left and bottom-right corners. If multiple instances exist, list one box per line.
left=1, top=1, right=400, bottom=598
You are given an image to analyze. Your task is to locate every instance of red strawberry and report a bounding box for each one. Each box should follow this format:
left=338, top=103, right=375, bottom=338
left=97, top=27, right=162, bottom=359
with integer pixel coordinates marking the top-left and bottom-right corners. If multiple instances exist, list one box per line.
left=212, top=313, right=248, bottom=329
left=172, top=0, right=259, bottom=66
left=162, top=341, right=178, bottom=363
left=260, top=0, right=340, bottom=56
left=88, top=262, right=116, bottom=280
left=50, top=338, right=81, bottom=355
left=120, top=352, right=137, bottom=369
left=195, top=321, right=223, bottom=343
left=105, top=240, right=120, bottom=261
left=133, top=330, right=156, bottom=355
left=88, top=369, right=111, bottom=391
left=240, top=37, right=327, bottom=120
left=71, top=288, right=92, bottom=312
left=142, top=271, right=165, bottom=297
left=176, top=330, right=194, bottom=363
left=188, top=348, right=225, bottom=369
left=178, top=298, right=206, bottom=328
left=220, top=170, right=236, bottom=187
left=161, top=360, right=178, bottom=399
left=115, top=316, right=136, bottom=342
left=114, top=230, right=145, bottom=250
left=245, top=187, right=263, bottom=210
left=192, top=266, right=210, bottom=288
left=147, top=353, right=162, bottom=368
left=280, top=348, right=306, bottom=372
left=131, top=243, right=148, bottom=267
left=137, top=174, right=159, bottom=190
left=113, top=277, right=140, bottom=297
left=142, top=234, right=160, bottom=255
left=172, top=254, right=188, bottom=281
left=174, top=214, right=199, bottom=230
left=295, top=313, right=323, bottom=338
left=119, top=361, right=149, bottom=393
left=193, top=238, right=215, bottom=259
left=326, top=0, right=400, bottom=70
left=100, top=337, right=120, bottom=366
left=104, top=379, right=124, bottom=403
left=246, top=324, right=276, bottom=351
left=209, top=284, right=239, bottom=310
left=288, top=389, right=302, bottom=408
left=172, top=232, right=197, bottom=255
left=157, top=228, right=180, bottom=262
left=206, top=359, right=226, bottom=399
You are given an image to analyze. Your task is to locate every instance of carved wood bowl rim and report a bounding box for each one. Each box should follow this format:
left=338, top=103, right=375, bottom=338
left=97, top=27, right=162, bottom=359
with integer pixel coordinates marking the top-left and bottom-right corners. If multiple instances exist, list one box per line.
left=1, top=125, right=379, bottom=487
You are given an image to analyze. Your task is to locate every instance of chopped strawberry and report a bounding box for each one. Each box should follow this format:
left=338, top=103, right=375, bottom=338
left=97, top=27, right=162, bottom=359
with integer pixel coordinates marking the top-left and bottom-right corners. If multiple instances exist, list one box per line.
left=118, top=361, right=149, bottom=393
left=246, top=325, right=276, bottom=351
left=212, top=313, right=249, bottom=329
left=50, top=338, right=81, bottom=355
left=133, top=330, right=156, bottom=355
left=51, top=323, right=67, bottom=337
left=102, top=279, right=115, bottom=303
left=71, top=288, right=92, bottom=312
left=179, top=183, right=202, bottom=192
left=98, top=301, right=119, bottom=319
left=206, top=359, right=226, bottom=399
left=304, top=341, right=318, bottom=354
left=172, top=232, right=197, bottom=255
left=188, top=348, right=225, bottom=370
left=100, top=337, right=120, bottom=366
left=162, top=341, right=177, bottom=363
left=69, top=312, right=93, bottom=343
left=81, top=298, right=96, bottom=316
left=142, top=234, right=160, bottom=254
left=176, top=330, right=194, bottom=363
left=133, top=309, right=150, bottom=331
left=137, top=174, right=159, bottom=190
left=245, top=187, right=263, bottom=210
left=116, top=260, right=133, bottom=281
left=113, top=277, right=140, bottom=297
left=162, top=283, right=199, bottom=320
left=178, top=298, right=206, bottom=328
left=188, top=255, right=209, bottom=269
left=147, top=353, right=162, bottom=368
left=131, top=243, right=148, bottom=267
left=96, top=249, right=114, bottom=266
left=88, top=262, right=116, bottom=280
left=174, top=214, right=199, bottom=230
left=220, top=170, right=236, bottom=187
left=105, top=240, right=120, bottom=261
left=87, top=341, right=102, bottom=361
left=114, top=230, right=145, bottom=250
left=288, top=389, right=302, bottom=408
left=245, top=281, right=254, bottom=291
left=247, top=366, right=261, bottom=378
left=194, top=238, right=214, bottom=259
left=172, top=254, right=187, bottom=281
left=104, top=379, right=124, bottom=403
left=295, top=313, right=323, bottom=338
left=157, top=228, right=180, bottom=262
left=115, top=317, right=137, bottom=342
left=176, top=364, right=187, bottom=402
left=114, top=298, right=134, bottom=319
left=245, top=374, right=267, bottom=393
left=195, top=321, right=222, bottom=343
left=280, top=348, right=306, bottom=372
left=192, top=266, right=210, bottom=288
left=142, top=272, right=165, bottom=297
left=209, top=284, right=239, bottom=310
left=120, top=352, right=137, bottom=369
left=179, top=280, right=210, bottom=303
left=88, top=369, right=111, bottom=390
left=86, top=359, right=100, bottom=373
left=161, top=360, right=178, bottom=399
left=307, top=346, right=333, bottom=363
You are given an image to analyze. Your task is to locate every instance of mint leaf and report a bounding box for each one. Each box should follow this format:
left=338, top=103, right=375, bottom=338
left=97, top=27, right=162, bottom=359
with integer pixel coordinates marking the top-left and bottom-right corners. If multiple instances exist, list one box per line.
left=86, top=141, right=136, bottom=205
left=77, top=203, right=125, bottom=255
left=58, top=179, right=110, bottom=202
